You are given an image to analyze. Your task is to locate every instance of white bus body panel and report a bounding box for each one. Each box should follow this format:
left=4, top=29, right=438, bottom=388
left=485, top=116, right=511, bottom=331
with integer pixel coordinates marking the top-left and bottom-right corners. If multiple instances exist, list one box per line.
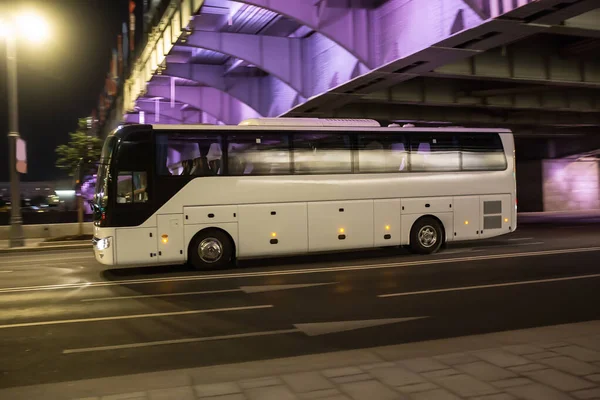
left=115, top=226, right=158, bottom=264
left=308, top=200, right=374, bottom=252
left=453, top=196, right=481, bottom=240
left=480, top=194, right=513, bottom=239
left=373, top=199, right=401, bottom=247
left=157, top=214, right=184, bottom=263
left=238, top=203, right=308, bottom=257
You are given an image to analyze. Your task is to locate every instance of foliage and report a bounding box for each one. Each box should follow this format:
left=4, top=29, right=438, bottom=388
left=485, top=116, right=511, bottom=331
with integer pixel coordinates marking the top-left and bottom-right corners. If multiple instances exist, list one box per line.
left=55, top=118, right=103, bottom=178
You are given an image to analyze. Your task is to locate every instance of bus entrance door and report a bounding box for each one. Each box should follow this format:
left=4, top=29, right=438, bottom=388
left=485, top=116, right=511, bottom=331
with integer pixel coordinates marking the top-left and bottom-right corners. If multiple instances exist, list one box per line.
left=157, top=214, right=185, bottom=264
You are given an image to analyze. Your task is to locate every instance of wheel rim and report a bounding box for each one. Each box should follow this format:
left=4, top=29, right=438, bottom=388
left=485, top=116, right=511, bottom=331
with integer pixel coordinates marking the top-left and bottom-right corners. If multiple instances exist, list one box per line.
left=418, top=225, right=437, bottom=248
left=198, top=237, right=223, bottom=263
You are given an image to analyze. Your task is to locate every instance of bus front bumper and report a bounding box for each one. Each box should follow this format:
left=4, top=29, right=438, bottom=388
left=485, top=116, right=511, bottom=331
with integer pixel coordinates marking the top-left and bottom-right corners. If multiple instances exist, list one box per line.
left=92, top=228, right=116, bottom=265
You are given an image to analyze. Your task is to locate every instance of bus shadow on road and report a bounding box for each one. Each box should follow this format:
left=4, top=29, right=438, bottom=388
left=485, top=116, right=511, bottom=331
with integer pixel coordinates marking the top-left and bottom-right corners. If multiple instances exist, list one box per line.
left=100, top=245, right=416, bottom=281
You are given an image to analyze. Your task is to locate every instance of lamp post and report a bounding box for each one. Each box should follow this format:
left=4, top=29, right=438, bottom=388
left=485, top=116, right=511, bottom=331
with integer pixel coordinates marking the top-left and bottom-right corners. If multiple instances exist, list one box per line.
left=6, top=32, right=24, bottom=247
left=1, top=11, right=49, bottom=247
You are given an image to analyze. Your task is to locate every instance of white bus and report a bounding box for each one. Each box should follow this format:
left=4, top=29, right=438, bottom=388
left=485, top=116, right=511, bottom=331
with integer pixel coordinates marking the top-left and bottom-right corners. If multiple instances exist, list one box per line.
left=91, top=118, right=516, bottom=270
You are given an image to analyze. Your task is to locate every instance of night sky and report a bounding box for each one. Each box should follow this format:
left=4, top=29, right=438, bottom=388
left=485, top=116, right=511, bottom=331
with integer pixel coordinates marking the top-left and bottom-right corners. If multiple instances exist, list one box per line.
left=0, top=0, right=130, bottom=182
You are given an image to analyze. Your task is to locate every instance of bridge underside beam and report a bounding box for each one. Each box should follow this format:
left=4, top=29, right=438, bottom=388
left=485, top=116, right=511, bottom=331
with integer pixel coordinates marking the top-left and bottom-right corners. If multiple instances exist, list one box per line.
left=362, top=77, right=600, bottom=113
left=332, top=102, right=600, bottom=127
left=161, top=63, right=304, bottom=117
left=428, top=45, right=600, bottom=88
left=239, top=0, right=372, bottom=66
left=144, top=85, right=262, bottom=125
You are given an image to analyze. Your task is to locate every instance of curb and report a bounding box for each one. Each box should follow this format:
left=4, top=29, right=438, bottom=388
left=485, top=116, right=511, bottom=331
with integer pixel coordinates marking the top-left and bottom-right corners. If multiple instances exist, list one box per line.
left=0, top=243, right=91, bottom=254
left=38, top=240, right=90, bottom=247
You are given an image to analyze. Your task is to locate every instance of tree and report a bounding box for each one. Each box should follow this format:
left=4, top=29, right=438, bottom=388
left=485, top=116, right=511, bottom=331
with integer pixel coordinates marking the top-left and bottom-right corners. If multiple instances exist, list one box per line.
left=55, top=118, right=103, bottom=179
left=55, top=117, right=103, bottom=236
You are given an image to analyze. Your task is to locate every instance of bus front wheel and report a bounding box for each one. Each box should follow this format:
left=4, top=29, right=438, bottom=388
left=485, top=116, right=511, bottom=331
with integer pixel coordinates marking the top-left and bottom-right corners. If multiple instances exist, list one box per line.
left=189, top=229, right=234, bottom=270
left=410, top=217, right=444, bottom=255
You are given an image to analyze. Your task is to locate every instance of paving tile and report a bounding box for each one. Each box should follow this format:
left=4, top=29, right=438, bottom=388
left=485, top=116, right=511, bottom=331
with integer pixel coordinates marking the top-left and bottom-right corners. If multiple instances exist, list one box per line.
left=537, top=342, right=570, bottom=349
left=585, top=373, right=600, bottom=382
left=456, top=361, right=516, bottom=381
left=246, top=385, right=297, bottom=400
left=474, top=349, right=530, bottom=367
left=398, top=357, right=447, bottom=373
left=368, top=366, right=425, bottom=386
left=322, top=367, right=363, bottom=378
left=491, top=378, right=534, bottom=388
left=433, top=374, right=498, bottom=397
left=202, top=395, right=245, bottom=400
left=195, top=382, right=241, bottom=397
left=540, top=356, right=600, bottom=376
left=339, top=380, right=400, bottom=400
left=506, top=383, right=572, bottom=400
left=148, top=386, right=195, bottom=400
left=422, top=369, right=460, bottom=379
left=396, top=382, right=438, bottom=394
left=239, top=377, right=281, bottom=389
left=503, top=345, right=545, bottom=355
left=102, top=393, right=146, bottom=400
left=282, top=372, right=334, bottom=393
left=553, top=345, right=600, bottom=362
left=525, top=352, right=559, bottom=361
left=569, top=335, right=600, bottom=351
left=508, top=364, right=547, bottom=373
left=330, top=374, right=372, bottom=384
left=523, top=368, right=596, bottom=391
left=471, top=395, right=516, bottom=400
left=298, top=389, right=341, bottom=399
left=410, top=389, right=461, bottom=400
left=359, top=362, right=395, bottom=371
left=573, top=388, right=600, bottom=399
left=434, top=352, right=479, bottom=365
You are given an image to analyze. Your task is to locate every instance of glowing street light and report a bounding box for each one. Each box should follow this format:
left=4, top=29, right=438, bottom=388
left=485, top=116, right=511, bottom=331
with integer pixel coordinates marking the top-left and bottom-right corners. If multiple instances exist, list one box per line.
left=1, top=10, right=51, bottom=248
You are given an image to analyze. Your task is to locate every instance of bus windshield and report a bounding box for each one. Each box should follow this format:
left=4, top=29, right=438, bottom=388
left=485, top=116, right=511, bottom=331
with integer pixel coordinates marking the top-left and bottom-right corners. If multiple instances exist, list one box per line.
left=93, top=136, right=117, bottom=211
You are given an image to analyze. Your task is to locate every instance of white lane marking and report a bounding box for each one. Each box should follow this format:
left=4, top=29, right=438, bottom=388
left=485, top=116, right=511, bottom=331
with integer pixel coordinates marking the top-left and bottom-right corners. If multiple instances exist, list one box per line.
left=64, top=329, right=300, bottom=353
left=82, top=282, right=338, bottom=302
left=0, top=304, right=272, bottom=330
left=296, top=317, right=427, bottom=336
left=240, top=282, right=338, bottom=293
left=508, top=237, right=534, bottom=241
left=1, top=246, right=600, bottom=295
left=0, top=271, right=13, bottom=274
left=63, top=316, right=427, bottom=354
left=81, top=289, right=241, bottom=302
left=0, top=256, right=93, bottom=266
left=378, top=273, right=600, bottom=298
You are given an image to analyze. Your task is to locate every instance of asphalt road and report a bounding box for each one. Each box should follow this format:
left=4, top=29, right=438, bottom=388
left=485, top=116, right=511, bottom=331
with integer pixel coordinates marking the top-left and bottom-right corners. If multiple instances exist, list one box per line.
left=0, top=216, right=599, bottom=390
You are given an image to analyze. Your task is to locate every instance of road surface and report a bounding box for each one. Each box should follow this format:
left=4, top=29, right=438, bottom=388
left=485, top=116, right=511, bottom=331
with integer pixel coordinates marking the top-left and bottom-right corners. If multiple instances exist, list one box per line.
left=0, top=215, right=599, bottom=389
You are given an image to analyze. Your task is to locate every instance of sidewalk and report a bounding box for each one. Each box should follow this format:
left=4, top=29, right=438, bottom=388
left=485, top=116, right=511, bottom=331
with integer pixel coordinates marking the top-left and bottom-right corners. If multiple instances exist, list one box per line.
left=1, top=320, right=598, bottom=400
left=0, top=239, right=90, bottom=253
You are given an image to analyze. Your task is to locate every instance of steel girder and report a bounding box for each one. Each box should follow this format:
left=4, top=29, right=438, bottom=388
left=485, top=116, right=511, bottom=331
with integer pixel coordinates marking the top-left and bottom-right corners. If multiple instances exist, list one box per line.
left=428, top=45, right=600, bottom=89
left=332, top=102, right=600, bottom=127
left=181, top=30, right=368, bottom=100
left=240, top=0, right=373, bottom=67
left=162, top=63, right=304, bottom=117
left=144, top=85, right=261, bottom=125
left=362, top=77, right=600, bottom=113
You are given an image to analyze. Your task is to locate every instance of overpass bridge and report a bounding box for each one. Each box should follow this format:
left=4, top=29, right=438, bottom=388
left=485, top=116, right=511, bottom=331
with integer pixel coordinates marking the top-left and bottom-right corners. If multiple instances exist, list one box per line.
left=98, top=0, right=600, bottom=212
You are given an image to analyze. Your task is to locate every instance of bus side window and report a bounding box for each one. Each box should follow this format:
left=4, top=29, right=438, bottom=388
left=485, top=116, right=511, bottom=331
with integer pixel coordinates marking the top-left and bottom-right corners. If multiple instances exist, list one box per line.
left=357, top=133, right=408, bottom=173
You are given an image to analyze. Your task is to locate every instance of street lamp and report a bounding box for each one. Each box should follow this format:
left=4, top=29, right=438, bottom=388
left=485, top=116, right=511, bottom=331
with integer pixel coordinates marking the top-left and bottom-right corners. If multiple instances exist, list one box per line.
left=1, top=11, right=50, bottom=248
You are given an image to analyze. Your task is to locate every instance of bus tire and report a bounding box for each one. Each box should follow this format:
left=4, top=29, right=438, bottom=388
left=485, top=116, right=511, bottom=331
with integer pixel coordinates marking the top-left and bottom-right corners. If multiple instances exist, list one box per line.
left=409, top=217, right=444, bottom=255
left=188, top=229, right=234, bottom=270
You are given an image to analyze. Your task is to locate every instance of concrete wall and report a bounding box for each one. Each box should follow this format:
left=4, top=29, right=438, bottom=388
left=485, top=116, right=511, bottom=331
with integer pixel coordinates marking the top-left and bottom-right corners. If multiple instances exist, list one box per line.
left=0, top=223, right=94, bottom=240
left=543, top=159, right=600, bottom=211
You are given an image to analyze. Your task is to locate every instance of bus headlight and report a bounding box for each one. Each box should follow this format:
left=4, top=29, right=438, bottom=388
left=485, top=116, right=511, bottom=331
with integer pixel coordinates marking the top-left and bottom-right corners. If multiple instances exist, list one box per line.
left=93, top=236, right=111, bottom=251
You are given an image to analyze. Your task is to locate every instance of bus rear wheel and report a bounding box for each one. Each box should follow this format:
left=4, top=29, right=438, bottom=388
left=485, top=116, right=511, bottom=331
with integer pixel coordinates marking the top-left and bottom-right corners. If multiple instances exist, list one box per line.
left=410, top=217, right=444, bottom=255
left=189, top=229, right=233, bottom=270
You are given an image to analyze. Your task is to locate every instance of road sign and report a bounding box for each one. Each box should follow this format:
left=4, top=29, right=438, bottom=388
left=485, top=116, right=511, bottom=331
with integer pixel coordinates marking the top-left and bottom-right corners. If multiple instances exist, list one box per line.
left=16, top=138, right=27, bottom=174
